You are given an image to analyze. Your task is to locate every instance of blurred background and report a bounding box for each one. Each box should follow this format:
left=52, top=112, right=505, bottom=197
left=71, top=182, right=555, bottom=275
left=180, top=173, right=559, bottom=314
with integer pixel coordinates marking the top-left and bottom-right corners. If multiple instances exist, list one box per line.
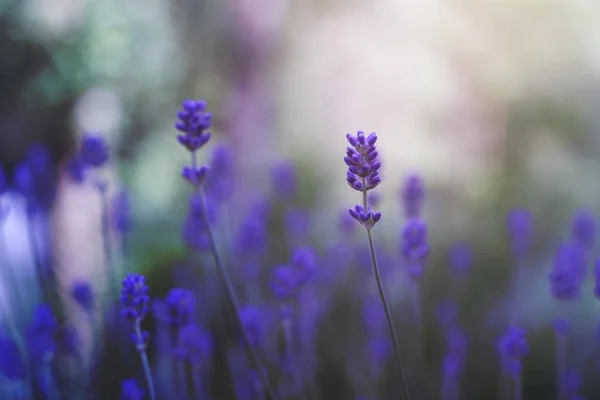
left=3, top=0, right=600, bottom=398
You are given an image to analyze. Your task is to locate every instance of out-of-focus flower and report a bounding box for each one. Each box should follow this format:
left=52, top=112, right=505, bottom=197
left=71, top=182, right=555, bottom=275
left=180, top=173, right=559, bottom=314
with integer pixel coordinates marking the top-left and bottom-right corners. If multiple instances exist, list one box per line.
left=549, top=243, right=585, bottom=300
left=71, top=280, right=95, bottom=312
left=496, top=326, right=529, bottom=378
left=271, top=265, right=299, bottom=301
left=121, top=378, right=145, bottom=400
left=401, top=219, right=430, bottom=279
left=26, top=304, right=59, bottom=362
left=449, top=243, right=473, bottom=278
left=272, top=161, right=298, bottom=201
left=165, top=288, right=196, bottom=327
left=506, top=208, right=534, bottom=258
left=401, top=174, right=424, bottom=219
left=570, top=210, right=596, bottom=252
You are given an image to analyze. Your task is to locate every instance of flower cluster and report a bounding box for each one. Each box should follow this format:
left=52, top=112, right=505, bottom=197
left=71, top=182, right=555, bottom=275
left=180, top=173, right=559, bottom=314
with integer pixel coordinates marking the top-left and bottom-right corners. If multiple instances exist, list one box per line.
left=497, top=326, right=529, bottom=378
left=344, top=131, right=382, bottom=229
left=121, top=274, right=151, bottom=322
left=549, top=243, right=585, bottom=300
left=344, top=131, right=381, bottom=192
left=175, top=100, right=213, bottom=188
left=68, top=133, right=110, bottom=183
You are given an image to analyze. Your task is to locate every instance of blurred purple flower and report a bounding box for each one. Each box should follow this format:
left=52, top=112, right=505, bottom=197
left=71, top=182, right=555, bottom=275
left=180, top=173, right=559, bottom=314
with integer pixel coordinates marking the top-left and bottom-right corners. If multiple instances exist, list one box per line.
left=0, top=334, right=26, bottom=380
left=271, top=161, right=298, bottom=200
left=165, top=288, right=196, bottom=327
left=496, top=326, right=529, bottom=378
left=121, top=378, right=145, bottom=400
left=570, top=210, right=596, bottom=251
left=549, top=243, right=585, bottom=300
left=15, top=144, right=57, bottom=209
left=271, top=265, right=299, bottom=301
left=449, top=243, right=473, bottom=278
left=26, top=304, right=59, bottom=362
left=401, top=219, right=430, bottom=279
left=506, top=208, right=533, bottom=258
left=291, top=246, right=317, bottom=286
left=401, top=174, right=425, bottom=218
left=174, top=323, right=214, bottom=361
left=205, top=144, right=234, bottom=202
left=240, top=305, right=264, bottom=348
left=71, top=280, right=95, bottom=312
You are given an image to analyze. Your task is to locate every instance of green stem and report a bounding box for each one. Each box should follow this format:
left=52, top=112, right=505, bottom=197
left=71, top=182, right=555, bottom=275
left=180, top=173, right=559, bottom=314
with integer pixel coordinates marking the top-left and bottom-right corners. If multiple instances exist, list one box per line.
left=135, top=321, right=157, bottom=400
left=191, top=151, right=277, bottom=400
left=362, top=186, right=411, bottom=400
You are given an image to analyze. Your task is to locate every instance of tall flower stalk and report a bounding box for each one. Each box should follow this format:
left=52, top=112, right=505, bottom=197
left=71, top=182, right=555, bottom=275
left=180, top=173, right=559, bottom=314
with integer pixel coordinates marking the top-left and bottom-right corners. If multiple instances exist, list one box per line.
left=120, top=274, right=156, bottom=400
left=175, top=99, right=276, bottom=400
left=344, top=130, right=411, bottom=400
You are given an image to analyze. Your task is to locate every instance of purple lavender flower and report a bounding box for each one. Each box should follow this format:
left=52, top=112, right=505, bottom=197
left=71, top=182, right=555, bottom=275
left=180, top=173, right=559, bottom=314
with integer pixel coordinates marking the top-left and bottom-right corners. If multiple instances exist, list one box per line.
left=120, top=274, right=151, bottom=323
left=367, top=336, right=391, bottom=363
left=80, top=133, right=110, bottom=167
left=549, top=243, right=585, bottom=300
left=174, top=323, right=214, bottom=361
left=401, top=174, right=425, bottom=218
left=401, top=219, right=430, bottom=279
left=570, top=210, right=596, bottom=251
left=235, top=211, right=269, bottom=259
left=182, top=193, right=212, bottom=252
left=348, top=204, right=382, bottom=230
left=15, top=144, right=57, bottom=208
left=176, top=100, right=212, bottom=189
left=67, top=133, right=111, bottom=183
left=291, top=246, right=317, bottom=286
left=0, top=334, right=26, bottom=380
left=496, top=326, right=529, bottom=378
left=26, top=304, right=59, bottom=362
left=506, top=208, right=533, bottom=258
left=271, top=265, right=299, bottom=301
left=165, top=288, right=196, bottom=327
left=121, top=274, right=156, bottom=400
left=121, top=378, right=145, bottom=400
left=272, top=161, right=298, bottom=200
left=71, top=280, right=95, bottom=312
left=205, top=144, right=234, bottom=202
left=344, top=130, right=381, bottom=192
left=175, top=99, right=212, bottom=152
left=448, top=243, right=473, bottom=278
left=240, top=305, right=264, bottom=348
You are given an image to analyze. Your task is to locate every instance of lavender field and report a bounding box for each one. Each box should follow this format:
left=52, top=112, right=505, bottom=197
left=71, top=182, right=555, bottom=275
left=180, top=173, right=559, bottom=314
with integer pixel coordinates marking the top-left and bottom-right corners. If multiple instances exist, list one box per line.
left=2, top=1, right=600, bottom=399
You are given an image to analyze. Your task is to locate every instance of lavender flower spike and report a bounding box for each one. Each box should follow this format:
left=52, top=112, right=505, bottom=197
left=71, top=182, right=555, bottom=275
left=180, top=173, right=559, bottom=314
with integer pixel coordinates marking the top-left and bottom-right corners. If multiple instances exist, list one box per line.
left=120, top=274, right=156, bottom=400
left=344, top=130, right=411, bottom=400
left=174, top=100, right=276, bottom=399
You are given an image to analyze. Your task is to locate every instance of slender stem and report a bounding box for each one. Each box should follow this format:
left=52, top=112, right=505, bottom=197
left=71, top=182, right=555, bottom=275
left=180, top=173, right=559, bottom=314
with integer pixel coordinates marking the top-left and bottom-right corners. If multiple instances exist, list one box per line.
left=191, top=361, right=205, bottom=400
left=191, top=152, right=277, bottom=400
left=135, top=322, right=157, bottom=400
left=555, top=330, right=567, bottom=400
left=26, top=208, right=51, bottom=305
left=514, top=374, right=522, bottom=400
left=362, top=187, right=411, bottom=400
left=40, top=362, right=61, bottom=400
left=177, top=359, right=188, bottom=400
left=98, top=183, right=117, bottom=299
